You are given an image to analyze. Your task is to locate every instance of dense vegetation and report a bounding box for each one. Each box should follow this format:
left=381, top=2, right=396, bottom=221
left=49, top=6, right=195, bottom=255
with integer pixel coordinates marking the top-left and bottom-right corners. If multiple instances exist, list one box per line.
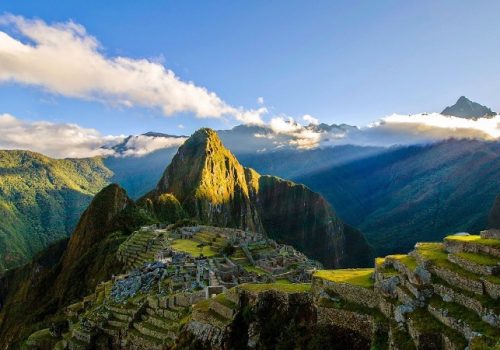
left=295, top=140, right=500, bottom=255
left=0, top=150, right=113, bottom=272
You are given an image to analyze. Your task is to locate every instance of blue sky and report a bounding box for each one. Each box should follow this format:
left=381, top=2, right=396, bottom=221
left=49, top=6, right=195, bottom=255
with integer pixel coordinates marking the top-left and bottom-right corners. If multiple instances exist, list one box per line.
left=1, top=0, right=500, bottom=137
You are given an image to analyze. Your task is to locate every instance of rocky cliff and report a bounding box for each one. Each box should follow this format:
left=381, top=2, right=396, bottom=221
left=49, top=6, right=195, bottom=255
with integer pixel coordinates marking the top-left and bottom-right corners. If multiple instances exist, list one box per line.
left=148, top=128, right=372, bottom=268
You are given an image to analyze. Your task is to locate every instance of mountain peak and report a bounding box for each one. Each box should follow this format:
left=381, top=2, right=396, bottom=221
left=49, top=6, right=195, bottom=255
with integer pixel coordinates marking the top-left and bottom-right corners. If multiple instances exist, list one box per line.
left=154, top=128, right=262, bottom=231
left=441, top=96, right=496, bottom=119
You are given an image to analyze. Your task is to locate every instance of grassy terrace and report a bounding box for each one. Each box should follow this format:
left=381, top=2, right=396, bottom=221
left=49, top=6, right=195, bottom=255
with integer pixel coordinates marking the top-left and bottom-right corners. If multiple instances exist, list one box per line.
left=243, top=265, right=268, bottom=275
left=386, top=254, right=417, bottom=271
left=314, top=268, right=374, bottom=289
left=171, top=239, right=217, bottom=257
left=239, top=282, right=311, bottom=293
left=429, top=296, right=500, bottom=339
left=407, top=308, right=467, bottom=349
left=431, top=275, right=500, bottom=313
left=444, top=235, right=500, bottom=249
left=214, top=294, right=237, bottom=309
left=415, top=243, right=481, bottom=281
left=455, top=252, right=499, bottom=266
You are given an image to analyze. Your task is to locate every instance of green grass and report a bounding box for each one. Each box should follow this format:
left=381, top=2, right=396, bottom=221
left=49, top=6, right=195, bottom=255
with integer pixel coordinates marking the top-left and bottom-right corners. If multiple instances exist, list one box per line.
left=243, top=265, right=268, bottom=275
left=314, top=268, right=374, bottom=288
left=239, top=282, right=311, bottom=293
left=386, top=254, right=417, bottom=271
left=171, top=239, right=217, bottom=257
left=444, top=235, right=500, bottom=249
left=431, top=274, right=500, bottom=313
left=415, top=242, right=481, bottom=281
left=455, top=252, right=499, bottom=266
left=275, top=278, right=292, bottom=284
left=407, top=308, right=467, bottom=349
left=214, top=294, right=237, bottom=309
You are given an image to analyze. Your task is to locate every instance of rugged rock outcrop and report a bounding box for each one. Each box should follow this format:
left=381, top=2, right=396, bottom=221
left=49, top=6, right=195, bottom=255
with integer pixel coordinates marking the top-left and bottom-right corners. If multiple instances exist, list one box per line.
left=148, top=128, right=372, bottom=268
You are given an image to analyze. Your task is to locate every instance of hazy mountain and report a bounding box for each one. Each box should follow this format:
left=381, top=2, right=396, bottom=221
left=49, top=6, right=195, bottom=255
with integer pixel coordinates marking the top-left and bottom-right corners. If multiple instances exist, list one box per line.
left=441, top=96, right=496, bottom=119
left=296, top=139, right=500, bottom=255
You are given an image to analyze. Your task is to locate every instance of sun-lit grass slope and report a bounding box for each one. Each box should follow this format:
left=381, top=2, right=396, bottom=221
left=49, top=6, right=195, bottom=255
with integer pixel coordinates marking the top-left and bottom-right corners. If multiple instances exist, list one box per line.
left=0, top=150, right=113, bottom=272
left=314, top=268, right=374, bottom=288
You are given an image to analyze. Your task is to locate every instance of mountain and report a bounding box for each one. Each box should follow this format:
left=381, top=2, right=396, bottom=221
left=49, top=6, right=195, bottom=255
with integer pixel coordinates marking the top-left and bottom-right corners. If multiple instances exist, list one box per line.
left=296, top=139, right=500, bottom=255
left=0, top=183, right=153, bottom=346
left=441, top=96, right=496, bottom=119
left=145, top=128, right=373, bottom=267
left=489, top=195, right=500, bottom=229
left=0, top=150, right=113, bottom=272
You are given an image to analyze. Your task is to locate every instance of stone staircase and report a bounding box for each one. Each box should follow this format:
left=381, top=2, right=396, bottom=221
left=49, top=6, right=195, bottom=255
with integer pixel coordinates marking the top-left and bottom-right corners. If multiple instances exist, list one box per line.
left=126, top=295, right=187, bottom=349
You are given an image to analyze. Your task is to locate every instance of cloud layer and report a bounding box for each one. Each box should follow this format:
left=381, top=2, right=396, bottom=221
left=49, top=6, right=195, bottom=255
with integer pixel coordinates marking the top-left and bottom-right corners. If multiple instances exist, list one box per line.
left=118, top=134, right=187, bottom=157
left=0, top=114, right=121, bottom=158
left=251, top=113, right=500, bottom=150
left=0, top=14, right=265, bottom=124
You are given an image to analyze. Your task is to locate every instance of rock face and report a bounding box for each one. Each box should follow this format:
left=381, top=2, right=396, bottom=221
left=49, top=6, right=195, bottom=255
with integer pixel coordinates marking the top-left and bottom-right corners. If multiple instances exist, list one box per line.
left=489, top=195, right=500, bottom=229
left=441, top=96, right=496, bottom=119
left=60, top=184, right=132, bottom=266
left=149, top=128, right=372, bottom=268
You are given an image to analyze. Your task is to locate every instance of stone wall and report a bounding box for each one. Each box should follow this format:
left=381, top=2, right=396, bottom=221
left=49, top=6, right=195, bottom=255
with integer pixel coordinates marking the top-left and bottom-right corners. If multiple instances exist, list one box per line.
left=317, top=307, right=374, bottom=340
left=431, top=266, right=483, bottom=295
left=313, top=278, right=379, bottom=308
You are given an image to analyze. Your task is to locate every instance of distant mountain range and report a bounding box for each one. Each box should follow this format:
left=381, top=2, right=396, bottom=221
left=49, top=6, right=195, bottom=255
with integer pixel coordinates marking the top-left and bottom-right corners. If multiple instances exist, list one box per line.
left=0, top=97, right=498, bottom=270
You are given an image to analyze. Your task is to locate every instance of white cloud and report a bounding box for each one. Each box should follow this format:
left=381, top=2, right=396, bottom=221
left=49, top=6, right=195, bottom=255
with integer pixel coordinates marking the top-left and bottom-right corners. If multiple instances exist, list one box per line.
left=257, top=97, right=264, bottom=105
left=250, top=112, right=500, bottom=151
left=0, top=14, right=265, bottom=124
left=120, top=134, right=186, bottom=157
left=302, top=114, right=319, bottom=125
left=0, top=113, right=122, bottom=158
left=177, top=124, right=185, bottom=129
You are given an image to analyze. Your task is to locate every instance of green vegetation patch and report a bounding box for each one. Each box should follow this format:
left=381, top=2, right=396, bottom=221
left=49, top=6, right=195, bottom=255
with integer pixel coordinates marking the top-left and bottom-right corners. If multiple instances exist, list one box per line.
left=444, top=235, right=500, bottom=249
left=243, top=265, right=268, bottom=275
left=456, top=252, right=499, bottom=266
left=415, top=243, right=481, bottom=281
left=240, top=282, right=311, bottom=294
left=386, top=254, right=417, bottom=271
left=429, top=296, right=500, bottom=339
left=314, top=268, right=374, bottom=289
left=407, top=308, right=467, bottom=349
left=171, top=239, right=217, bottom=257
left=214, top=294, right=237, bottom=309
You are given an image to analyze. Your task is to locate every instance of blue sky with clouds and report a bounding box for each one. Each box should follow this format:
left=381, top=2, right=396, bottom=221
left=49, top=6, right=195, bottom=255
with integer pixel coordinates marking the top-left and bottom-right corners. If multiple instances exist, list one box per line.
left=1, top=0, right=500, bottom=137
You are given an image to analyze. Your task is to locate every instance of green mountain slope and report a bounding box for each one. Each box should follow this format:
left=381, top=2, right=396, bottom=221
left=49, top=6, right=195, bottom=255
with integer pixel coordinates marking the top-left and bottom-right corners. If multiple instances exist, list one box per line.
left=0, top=151, right=113, bottom=272
left=296, top=139, right=500, bottom=255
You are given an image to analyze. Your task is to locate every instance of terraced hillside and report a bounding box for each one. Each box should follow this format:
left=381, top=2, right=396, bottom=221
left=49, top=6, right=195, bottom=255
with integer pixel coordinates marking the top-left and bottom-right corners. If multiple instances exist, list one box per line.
left=21, top=225, right=500, bottom=349
left=20, top=224, right=321, bottom=349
